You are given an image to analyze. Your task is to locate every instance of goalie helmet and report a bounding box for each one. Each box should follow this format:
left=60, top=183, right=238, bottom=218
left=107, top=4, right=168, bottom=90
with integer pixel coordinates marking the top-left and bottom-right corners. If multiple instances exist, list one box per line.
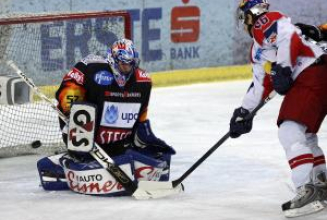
left=236, top=0, right=270, bottom=36
left=107, top=38, right=140, bottom=75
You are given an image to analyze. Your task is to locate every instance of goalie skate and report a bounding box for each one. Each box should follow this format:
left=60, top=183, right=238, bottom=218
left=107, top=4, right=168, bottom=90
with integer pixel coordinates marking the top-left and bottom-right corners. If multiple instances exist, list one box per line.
left=282, top=184, right=326, bottom=218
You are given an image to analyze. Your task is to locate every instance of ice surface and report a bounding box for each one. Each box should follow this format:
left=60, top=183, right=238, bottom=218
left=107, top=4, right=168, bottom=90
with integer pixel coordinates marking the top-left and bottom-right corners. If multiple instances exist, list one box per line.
left=1, top=80, right=326, bottom=220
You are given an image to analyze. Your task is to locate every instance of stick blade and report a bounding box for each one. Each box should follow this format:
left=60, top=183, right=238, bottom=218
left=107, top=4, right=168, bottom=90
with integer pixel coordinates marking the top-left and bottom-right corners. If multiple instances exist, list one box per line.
left=133, top=181, right=184, bottom=200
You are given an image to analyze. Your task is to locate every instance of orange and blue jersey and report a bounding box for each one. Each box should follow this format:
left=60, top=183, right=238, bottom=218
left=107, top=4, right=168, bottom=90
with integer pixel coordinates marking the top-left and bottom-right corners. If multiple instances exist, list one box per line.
left=55, top=55, right=152, bottom=149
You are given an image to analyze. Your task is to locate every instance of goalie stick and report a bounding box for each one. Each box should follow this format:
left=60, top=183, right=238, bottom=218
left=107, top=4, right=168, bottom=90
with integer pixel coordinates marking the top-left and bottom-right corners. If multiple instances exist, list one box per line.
left=136, top=90, right=277, bottom=192
left=7, top=60, right=183, bottom=199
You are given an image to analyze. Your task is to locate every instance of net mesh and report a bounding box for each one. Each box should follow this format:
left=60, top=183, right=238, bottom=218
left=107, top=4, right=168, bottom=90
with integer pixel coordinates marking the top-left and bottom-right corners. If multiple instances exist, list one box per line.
left=0, top=11, right=130, bottom=157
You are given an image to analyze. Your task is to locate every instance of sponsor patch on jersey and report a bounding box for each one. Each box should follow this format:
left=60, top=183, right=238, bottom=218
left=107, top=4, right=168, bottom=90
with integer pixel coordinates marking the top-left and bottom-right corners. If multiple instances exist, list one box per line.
left=96, top=127, right=133, bottom=144
left=94, top=71, right=114, bottom=85
left=135, top=69, right=151, bottom=82
left=100, top=102, right=141, bottom=128
left=104, top=91, right=141, bottom=98
left=64, top=68, right=85, bottom=85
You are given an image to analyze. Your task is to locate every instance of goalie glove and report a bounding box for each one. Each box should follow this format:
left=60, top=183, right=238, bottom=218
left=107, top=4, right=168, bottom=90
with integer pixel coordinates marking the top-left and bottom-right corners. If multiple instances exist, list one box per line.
left=133, top=120, right=176, bottom=155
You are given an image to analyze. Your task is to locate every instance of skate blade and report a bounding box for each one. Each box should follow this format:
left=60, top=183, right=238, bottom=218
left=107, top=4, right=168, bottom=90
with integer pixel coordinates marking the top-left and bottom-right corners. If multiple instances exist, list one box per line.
left=284, top=200, right=326, bottom=218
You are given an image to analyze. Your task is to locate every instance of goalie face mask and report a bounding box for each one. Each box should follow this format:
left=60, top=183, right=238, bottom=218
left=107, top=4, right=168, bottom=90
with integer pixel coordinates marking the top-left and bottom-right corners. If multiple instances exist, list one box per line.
left=107, top=38, right=140, bottom=75
left=106, top=38, right=140, bottom=87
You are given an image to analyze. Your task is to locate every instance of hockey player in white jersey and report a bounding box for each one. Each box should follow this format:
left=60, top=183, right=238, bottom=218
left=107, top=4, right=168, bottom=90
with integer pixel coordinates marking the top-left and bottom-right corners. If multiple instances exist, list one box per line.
left=232, top=0, right=327, bottom=217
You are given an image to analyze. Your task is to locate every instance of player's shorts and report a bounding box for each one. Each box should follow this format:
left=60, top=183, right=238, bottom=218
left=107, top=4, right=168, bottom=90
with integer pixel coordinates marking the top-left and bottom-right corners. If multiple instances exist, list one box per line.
left=277, top=55, right=327, bottom=133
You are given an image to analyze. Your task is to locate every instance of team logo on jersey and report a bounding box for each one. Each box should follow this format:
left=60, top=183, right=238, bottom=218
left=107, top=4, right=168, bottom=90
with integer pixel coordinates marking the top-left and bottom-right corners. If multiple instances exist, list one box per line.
left=94, top=71, right=114, bottom=85
left=267, top=33, right=277, bottom=44
left=104, top=105, right=119, bottom=124
left=100, top=102, right=141, bottom=128
left=114, top=74, right=128, bottom=87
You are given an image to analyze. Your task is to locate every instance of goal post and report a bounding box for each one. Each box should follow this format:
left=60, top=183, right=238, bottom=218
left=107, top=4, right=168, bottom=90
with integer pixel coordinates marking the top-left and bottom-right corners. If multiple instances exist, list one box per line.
left=0, top=10, right=132, bottom=157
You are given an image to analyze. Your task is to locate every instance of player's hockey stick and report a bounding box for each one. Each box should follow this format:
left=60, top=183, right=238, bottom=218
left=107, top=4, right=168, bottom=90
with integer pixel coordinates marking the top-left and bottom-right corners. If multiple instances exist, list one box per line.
left=7, top=60, right=182, bottom=199
left=136, top=91, right=276, bottom=193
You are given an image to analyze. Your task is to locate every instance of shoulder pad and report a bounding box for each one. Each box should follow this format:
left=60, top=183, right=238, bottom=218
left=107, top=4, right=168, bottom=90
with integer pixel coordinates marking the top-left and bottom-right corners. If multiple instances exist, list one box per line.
left=63, top=67, right=85, bottom=85
left=80, top=54, right=108, bottom=65
left=135, top=68, right=151, bottom=83
left=252, top=12, right=285, bottom=46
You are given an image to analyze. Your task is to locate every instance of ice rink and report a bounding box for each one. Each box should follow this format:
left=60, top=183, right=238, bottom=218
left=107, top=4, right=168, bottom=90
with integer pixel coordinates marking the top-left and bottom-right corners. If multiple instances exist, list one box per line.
left=1, top=80, right=327, bottom=220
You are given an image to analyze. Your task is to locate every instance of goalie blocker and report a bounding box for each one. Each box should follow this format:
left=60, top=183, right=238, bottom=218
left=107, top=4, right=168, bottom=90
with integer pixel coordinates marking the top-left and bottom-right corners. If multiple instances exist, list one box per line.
left=37, top=103, right=175, bottom=196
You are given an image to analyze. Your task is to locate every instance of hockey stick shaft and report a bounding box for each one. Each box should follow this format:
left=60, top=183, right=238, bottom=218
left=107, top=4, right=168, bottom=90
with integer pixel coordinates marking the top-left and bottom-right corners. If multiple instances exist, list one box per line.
left=171, top=91, right=276, bottom=187
left=7, top=60, right=138, bottom=194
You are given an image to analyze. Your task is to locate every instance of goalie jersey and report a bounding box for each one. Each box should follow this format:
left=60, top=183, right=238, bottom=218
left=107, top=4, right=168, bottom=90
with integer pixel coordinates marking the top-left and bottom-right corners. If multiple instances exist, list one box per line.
left=55, top=55, right=152, bottom=154
left=242, top=11, right=325, bottom=111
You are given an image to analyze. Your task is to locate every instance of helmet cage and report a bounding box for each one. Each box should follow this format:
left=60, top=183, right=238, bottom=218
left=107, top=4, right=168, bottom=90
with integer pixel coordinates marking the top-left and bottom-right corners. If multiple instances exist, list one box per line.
left=107, top=38, right=140, bottom=77
left=114, top=48, right=135, bottom=64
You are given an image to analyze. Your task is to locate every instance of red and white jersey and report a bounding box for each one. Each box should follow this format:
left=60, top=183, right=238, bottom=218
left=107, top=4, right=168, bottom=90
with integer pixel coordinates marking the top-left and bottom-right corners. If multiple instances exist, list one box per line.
left=242, top=11, right=324, bottom=111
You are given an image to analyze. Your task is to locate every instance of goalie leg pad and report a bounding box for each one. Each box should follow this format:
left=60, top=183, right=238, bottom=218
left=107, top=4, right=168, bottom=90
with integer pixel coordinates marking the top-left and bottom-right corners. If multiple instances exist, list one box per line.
left=131, top=148, right=172, bottom=181
left=60, top=154, right=135, bottom=197
left=127, top=149, right=171, bottom=182
left=58, top=150, right=172, bottom=196
left=37, top=153, right=69, bottom=191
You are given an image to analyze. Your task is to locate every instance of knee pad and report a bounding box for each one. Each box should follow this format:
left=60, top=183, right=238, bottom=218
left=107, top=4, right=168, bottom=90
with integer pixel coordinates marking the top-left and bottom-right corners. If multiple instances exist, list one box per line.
left=278, top=121, right=307, bottom=151
left=305, top=133, right=318, bottom=148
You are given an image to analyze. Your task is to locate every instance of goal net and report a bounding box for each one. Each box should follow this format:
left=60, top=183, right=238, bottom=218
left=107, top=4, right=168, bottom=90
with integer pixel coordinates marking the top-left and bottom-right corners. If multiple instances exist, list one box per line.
left=0, top=11, right=131, bottom=157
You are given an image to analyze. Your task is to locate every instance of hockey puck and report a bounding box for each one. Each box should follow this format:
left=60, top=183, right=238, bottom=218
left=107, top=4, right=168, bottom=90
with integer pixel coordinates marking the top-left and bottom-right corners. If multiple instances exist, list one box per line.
left=31, top=140, right=42, bottom=149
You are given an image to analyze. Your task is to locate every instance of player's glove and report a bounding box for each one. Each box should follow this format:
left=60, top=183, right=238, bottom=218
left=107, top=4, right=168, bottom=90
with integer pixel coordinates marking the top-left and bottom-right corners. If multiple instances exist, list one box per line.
left=133, top=120, right=176, bottom=155
left=295, top=23, right=322, bottom=41
left=230, top=107, right=253, bottom=138
left=271, top=64, right=293, bottom=95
